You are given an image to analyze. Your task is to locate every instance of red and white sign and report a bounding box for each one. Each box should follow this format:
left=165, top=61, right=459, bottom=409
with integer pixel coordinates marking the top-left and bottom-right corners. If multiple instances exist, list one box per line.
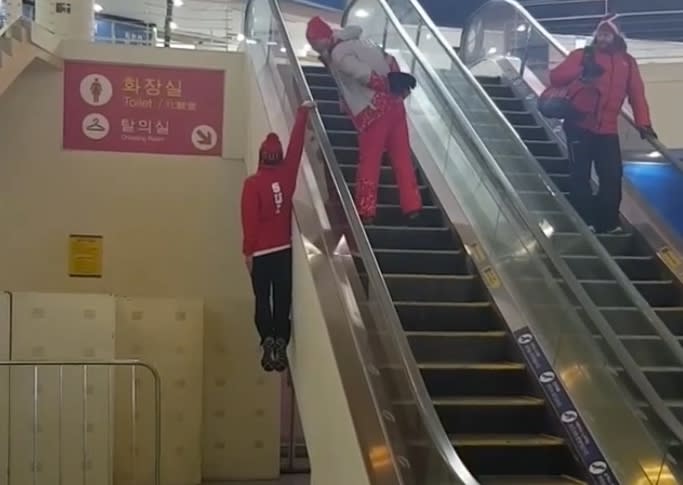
left=63, top=61, right=224, bottom=156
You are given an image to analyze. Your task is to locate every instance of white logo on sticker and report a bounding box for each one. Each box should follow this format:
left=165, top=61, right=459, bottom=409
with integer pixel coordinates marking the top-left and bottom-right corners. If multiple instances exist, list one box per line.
left=589, top=461, right=608, bottom=475
left=517, top=333, right=533, bottom=345
left=561, top=410, right=578, bottom=423
left=539, top=371, right=556, bottom=383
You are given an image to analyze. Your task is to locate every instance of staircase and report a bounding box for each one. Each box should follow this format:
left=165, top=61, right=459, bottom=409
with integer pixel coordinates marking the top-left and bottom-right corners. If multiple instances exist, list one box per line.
left=0, top=18, right=59, bottom=98
left=304, top=64, right=587, bottom=485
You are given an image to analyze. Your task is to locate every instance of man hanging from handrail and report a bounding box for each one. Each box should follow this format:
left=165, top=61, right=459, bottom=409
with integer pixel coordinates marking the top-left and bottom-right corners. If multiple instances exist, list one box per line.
left=305, top=16, right=422, bottom=224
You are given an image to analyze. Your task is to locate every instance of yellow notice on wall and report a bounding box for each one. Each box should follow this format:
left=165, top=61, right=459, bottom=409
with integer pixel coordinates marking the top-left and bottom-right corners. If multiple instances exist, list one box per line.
left=68, top=234, right=103, bottom=278
left=657, top=246, right=682, bottom=274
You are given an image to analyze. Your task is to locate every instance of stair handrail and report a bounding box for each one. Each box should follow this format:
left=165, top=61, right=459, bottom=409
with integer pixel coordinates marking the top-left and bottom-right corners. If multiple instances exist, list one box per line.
left=461, top=0, right=683, bottom=172
left=243, top=1, right=476, bottom=484
left=0, top=12, right=23, bottom=39
left=343, top=0, right=683, bottom=446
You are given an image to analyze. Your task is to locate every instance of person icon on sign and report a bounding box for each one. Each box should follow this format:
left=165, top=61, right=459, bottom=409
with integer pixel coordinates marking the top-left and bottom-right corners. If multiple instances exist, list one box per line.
left=90, top=77, right=103, bottom=104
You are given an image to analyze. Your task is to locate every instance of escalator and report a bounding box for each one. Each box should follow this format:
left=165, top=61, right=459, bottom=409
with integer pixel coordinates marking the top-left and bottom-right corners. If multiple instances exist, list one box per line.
left=246, top=0, right=678, bottom=483
left=342, top=0, right=683, bottom=441
left=304, top=64, right=584, bottom=484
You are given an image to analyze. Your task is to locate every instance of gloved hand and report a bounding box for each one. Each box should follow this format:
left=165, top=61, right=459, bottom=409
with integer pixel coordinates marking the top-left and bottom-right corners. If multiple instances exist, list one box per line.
left=388, top=71, right=417, bottom=96
left=638, top=125, right=658, bottom=140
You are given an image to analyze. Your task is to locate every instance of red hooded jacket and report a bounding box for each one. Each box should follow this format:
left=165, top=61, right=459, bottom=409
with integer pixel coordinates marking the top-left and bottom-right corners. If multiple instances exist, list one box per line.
left=549, top=17, right=651, bottom=135
left=241, top=107, right=310, bottom=257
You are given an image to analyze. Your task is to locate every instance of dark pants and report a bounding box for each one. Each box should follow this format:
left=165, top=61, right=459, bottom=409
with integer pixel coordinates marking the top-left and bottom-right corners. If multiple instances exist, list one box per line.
left=250, top=248, right=293, bottom=345
left=564, top=124, right=623, bottom=231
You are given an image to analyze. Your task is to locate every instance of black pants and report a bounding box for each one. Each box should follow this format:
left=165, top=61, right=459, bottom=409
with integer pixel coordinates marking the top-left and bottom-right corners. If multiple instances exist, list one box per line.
left=250, top=248, right=292, bottom=345
left=564, top=124, right=623, bottom=231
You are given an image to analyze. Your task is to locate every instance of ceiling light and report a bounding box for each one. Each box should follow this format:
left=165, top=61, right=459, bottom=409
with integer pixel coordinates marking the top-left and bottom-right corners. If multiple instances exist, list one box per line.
left=237, top=33, right=245, bottom=42
left=173, top=0, right=184, bottom=6
left=647, top=150, right=662, bottom=158
left=169, top=21, right=178, bottom=30
left=487, top=47, right=497, bottom=55
left=93, top=3, right=103, bottom=12
left=355, top=9, right=369, bottom=18
left=516, top=24, right=527, bottom=32
left=280, top=47, right=286, bottom=53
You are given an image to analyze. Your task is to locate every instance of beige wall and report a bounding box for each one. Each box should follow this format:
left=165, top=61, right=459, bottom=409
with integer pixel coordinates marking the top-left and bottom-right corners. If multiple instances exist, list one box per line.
left=640, top=62, right=683, bottom=148
left=0, top=44, right=280, bottom=480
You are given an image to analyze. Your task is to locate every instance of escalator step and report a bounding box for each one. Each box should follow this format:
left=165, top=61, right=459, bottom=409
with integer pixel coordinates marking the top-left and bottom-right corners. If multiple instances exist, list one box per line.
left=525, top=141, right=563, bottom=158
left=374, top=249, right=464, bottom=274
left=595, top=335, right=683, bottom=367
left=301, top=65, right=328, bottom=76
left=396, top=301, right=499, bottom=332
left=515, top=126, right=550, bottom=142
left=316, top=100, right=344, bottom=116
left=551, top=232, right=635, bottom=256
left=321, top=114, right=354, bottom=132
left=562, top=255, right=664, bottom=281
left=507, top=172, right=570, bottom=192
left=366, top=226, right=455, bottom=250
left=406, top=331, right=510, bottom=363
left=451, top=434, right=575, bottom=476
left=617, top=366, right=683, bottom=400
left=304, top=72, right=336, bottom=88
left=537, top=157, right=570, bottom=174
left=327, top=130, right=357, bottom=147
left=476, top=76, right=503, bottom=85
left=383, top=274, right=484, bottom=302
left=492, top=97, right=526, bottom=112
left=477, top=476, right=586, bottom=485
left=480, top=85, right=515, bottom=98
left=372, top=205, right=442, bottom=227
left=430, top=396, right=547, bottom=435
left=501, top=111, right=537, bottom=126
left=420, top=362, right=530, bottom=397
left=349, top=184, right=432, bottom=206
left=340, top=164, right=421, bottom=185
left=519, top=191, right=569, bottom=211
left=310, top=86, right=339, bottom=101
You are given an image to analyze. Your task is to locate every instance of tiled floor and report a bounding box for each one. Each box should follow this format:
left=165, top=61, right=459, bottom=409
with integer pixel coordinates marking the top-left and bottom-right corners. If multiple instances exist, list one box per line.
left=203, top=475, right=309, bottom=485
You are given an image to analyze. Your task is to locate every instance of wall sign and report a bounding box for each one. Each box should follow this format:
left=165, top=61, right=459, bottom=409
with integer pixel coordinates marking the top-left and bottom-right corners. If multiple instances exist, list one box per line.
left=63, top=61, right=224, bottom=156
left=68, top=234, right=103, bottom=278
left=513, top=328, right=619, bottom=485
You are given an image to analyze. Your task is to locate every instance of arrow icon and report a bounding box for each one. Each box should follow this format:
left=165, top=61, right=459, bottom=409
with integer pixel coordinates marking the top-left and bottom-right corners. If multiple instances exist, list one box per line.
left=191, top=125, right=218, bottom=152
left=197, top=129, right=213, bottom=145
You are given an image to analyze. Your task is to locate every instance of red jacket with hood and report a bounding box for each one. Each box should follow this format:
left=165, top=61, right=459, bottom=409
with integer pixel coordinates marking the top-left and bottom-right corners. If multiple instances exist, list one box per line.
left=241, top=107, right=310, bottom=257
left=549, top=16, right=651, bottom=135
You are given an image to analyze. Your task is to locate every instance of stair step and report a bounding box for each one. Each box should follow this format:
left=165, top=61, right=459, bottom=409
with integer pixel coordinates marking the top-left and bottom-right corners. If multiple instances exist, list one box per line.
left=340, top=164, right=420, bottom=185
left=396, top=301, right=500, bottom=332
left=478, top=476, right=586, bottom=485
left=366, top=226, right=456, bottom=250
left=406, top=330, right=510, bottom=362
left=419, top=362, right=530, bottom=397
left=382, top=274, right=484, bottom=303
left=373, top=248, right=465, bottom=274
left=349, top=184, right=432, bottom=205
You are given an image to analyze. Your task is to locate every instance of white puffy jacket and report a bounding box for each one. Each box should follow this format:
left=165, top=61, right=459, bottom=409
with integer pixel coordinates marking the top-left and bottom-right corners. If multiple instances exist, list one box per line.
left=327, top=26, right=394, bottom=117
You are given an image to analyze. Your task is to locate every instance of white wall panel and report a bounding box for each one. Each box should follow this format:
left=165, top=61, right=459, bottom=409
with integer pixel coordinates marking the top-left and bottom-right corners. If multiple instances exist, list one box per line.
left=115, top=297, right=203, bottom=485
left=9, top=292, right=115, bottom=485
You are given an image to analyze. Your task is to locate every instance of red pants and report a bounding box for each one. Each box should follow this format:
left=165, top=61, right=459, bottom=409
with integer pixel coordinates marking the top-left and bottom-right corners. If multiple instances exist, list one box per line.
left=355, top=102, right=422, bottom=220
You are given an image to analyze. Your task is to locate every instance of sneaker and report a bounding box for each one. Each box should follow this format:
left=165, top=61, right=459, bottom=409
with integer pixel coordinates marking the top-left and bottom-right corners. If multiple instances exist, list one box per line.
left=261, top=337, right=275, bottom=372
left=273, top=338, right=289, bottom=372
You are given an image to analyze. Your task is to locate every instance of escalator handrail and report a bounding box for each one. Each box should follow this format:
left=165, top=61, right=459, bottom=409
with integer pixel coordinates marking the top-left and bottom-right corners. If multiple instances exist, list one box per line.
left=343, top=0, right=683, bottom=446
left=461, top=0, right=683, bottom=173
left=243, top=2, right=474, bottom=484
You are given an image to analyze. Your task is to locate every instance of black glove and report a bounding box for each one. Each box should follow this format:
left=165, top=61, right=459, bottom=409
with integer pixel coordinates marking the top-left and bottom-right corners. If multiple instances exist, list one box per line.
left=388, top=72, right=417, bottom=96
left=639, top=125, right=658, bottom=140
left=581, top=46, right=604, bottom=81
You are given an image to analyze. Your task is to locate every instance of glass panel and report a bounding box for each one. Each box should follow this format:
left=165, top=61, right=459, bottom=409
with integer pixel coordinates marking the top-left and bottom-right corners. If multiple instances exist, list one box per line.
left=344, top=0, right=683, bottom=481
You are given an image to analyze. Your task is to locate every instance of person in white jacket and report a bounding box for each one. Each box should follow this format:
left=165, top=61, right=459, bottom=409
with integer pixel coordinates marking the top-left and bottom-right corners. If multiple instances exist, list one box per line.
left=306, top=16, right=422, bottom=223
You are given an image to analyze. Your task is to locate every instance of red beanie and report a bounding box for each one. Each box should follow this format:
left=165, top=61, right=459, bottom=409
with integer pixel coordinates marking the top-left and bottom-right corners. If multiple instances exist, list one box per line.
left=260, top=133, right=283, bottom=163
left=306, top=16, right=333, bottom=45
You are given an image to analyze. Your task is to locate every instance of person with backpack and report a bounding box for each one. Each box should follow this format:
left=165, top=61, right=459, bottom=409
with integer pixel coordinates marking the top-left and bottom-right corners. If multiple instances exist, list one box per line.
left=305, top=16, right=422, bottom=224
left=241, top=100, right=316, bottom=372
left=549, top=14, right=655, bottom=233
